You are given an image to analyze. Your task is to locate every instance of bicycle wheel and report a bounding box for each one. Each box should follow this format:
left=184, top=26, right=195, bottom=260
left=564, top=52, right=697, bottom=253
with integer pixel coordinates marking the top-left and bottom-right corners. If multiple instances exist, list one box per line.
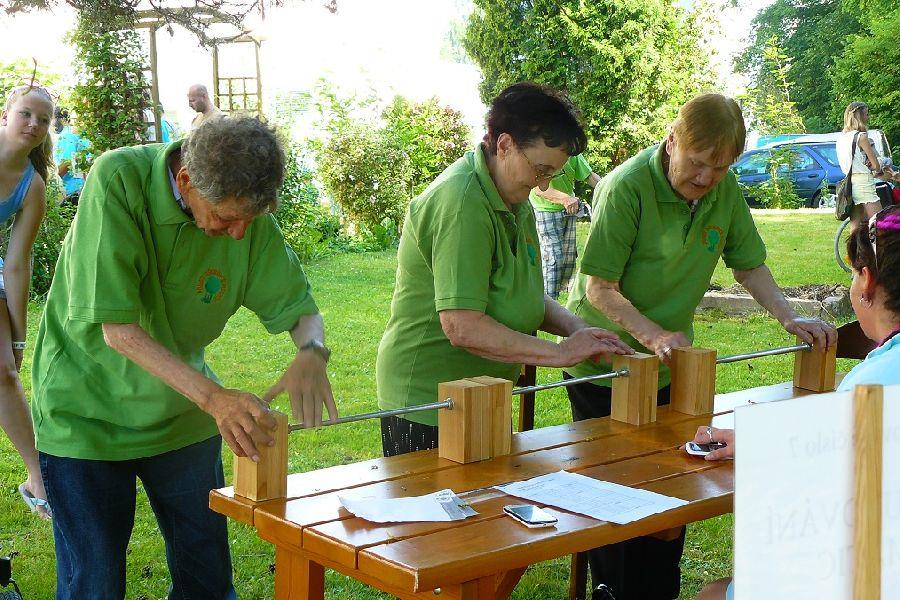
left=834, top=217, right=853, bottom=273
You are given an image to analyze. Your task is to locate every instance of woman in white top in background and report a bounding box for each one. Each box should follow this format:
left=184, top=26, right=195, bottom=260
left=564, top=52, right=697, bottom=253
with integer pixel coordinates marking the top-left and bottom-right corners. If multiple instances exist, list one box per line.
left=836, top=102, right=894, bottom=220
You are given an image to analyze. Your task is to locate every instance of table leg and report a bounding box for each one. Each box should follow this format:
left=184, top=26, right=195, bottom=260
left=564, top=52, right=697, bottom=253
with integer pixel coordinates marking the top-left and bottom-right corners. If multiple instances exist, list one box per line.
left=495, top=567, right=527, bottom=598
left=459, top=574, right=497, bottom=600
left=569, top=552, right=589, bottom=600
left=274, top=546, right=325, bottom=600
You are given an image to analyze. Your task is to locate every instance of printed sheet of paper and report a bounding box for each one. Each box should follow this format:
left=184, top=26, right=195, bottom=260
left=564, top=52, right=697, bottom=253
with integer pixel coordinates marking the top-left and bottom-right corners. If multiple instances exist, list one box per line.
left=497, top=471, right=688, bottom=525
left=338, top=488, right=478, bottom=523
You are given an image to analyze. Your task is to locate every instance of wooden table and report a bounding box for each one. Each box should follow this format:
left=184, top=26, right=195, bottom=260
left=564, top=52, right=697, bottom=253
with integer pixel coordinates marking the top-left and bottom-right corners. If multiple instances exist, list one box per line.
left=210, top=380, right=819, bottom=599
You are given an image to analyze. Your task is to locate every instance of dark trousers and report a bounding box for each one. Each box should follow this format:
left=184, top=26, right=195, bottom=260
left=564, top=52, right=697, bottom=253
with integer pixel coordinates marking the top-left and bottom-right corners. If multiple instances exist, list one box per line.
left=380, top=415, right=439, bottom=457
left=40, top=436, right=237, bottom=600
left=564, top=373, right=686, bottom=600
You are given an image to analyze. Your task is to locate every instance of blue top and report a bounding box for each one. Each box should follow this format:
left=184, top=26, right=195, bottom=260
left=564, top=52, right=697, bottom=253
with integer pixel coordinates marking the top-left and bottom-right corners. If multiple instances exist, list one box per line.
left=837, top=334, right=900, bottom=391
left=0, top=161, right=35, bottom=224
left=0, top=161, right=35, bottom=269
left=54, top=126, right=91, bottom=196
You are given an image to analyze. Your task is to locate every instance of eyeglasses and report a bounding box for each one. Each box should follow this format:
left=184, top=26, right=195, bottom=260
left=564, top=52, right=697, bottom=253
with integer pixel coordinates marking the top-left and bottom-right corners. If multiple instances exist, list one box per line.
left=868, top=205, right=900, bottom=272
left=518, top=147, right=566, bottom=184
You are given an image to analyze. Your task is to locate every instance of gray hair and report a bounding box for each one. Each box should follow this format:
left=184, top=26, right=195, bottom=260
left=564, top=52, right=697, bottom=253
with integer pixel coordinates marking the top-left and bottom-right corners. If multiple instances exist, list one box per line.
left=181, top=115, right=285, bottom=213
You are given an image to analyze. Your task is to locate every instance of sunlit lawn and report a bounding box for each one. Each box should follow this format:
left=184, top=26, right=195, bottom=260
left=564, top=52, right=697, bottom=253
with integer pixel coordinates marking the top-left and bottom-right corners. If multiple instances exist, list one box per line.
left=0, top=210, right=854, bottom=598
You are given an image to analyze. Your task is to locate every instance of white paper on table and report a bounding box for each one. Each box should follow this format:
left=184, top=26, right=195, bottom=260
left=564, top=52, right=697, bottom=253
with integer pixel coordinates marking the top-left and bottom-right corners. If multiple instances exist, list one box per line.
left=338, top=488, right=478, bottom=523
left=496, top=471, right=688, bottom=525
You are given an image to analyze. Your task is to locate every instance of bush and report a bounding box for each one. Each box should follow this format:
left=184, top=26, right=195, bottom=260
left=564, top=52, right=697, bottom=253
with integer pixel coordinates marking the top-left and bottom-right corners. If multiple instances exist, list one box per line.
left=275, top=142, right=346, bottom=262
left=312, top=87, right=469, bottom=237
left=316, top=123, right=412, bottom=235
left=382, top=96, right=470, bottom=195
left=742, top=148, right=805, bottom=209
left=32, top=178, right=76, bottom=298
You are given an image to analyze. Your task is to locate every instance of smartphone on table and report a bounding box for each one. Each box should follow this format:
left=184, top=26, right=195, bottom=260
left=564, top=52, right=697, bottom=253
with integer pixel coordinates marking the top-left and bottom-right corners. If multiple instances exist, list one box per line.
left=503, top=504, right=558, bottom=528
left=685, top=441, right=727, bottom=456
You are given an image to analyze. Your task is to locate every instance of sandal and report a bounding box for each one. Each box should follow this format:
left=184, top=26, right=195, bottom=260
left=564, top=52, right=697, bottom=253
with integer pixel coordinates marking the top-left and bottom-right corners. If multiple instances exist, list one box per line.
left=18, top=483, right=52, bottom=519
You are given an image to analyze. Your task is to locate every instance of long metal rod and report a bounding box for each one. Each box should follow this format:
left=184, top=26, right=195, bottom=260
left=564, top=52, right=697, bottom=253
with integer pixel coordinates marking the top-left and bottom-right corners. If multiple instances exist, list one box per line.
left=288, top=399, right=454, bottom=432
left=512, top=369, right=629, bottom=396
left=716, top=342, right=811, bottom=365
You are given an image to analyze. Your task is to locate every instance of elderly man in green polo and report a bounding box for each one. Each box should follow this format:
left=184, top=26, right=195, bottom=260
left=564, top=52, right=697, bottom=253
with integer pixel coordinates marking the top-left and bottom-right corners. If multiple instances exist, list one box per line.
left=31, top=116, right=336, bottom=599
left=563, top=94, right=836, bottom=600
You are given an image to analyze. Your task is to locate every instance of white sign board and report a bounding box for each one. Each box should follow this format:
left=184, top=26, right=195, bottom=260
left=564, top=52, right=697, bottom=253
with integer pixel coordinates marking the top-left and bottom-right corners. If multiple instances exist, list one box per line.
left=734, top=384, right=900, bottom=599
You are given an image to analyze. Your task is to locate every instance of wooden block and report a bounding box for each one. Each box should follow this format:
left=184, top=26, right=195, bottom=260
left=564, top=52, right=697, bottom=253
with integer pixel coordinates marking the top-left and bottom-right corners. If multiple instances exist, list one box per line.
left=852, top=384, right=883, bottom=600
left=611, top=353, right=660, bottom=426
left=234, top=411, right=289, bottom=501
left=468, top=376, right=513, bottom=457
left=438, top=379, right=493, bottom=464
left=793, top=335, right=837, bottom=392
left=669, top=347, right=717, bottom=415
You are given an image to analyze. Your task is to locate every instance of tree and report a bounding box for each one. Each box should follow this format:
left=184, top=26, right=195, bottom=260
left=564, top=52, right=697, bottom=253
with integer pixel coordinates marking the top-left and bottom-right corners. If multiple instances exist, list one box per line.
left=738, top=36, right=806, bottom=135
left=463, top=0, right=714, bottom=172
left=831, top=10, right=900, bottom=160
left=736, top=0, right=862, bottom=133
left=69, top=10, right=149, bottom=157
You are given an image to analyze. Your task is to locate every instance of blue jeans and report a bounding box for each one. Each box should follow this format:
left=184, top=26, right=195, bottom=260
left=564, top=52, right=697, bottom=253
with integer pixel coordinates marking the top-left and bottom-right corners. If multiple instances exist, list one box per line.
left=40, top=435, right=237, bottom=600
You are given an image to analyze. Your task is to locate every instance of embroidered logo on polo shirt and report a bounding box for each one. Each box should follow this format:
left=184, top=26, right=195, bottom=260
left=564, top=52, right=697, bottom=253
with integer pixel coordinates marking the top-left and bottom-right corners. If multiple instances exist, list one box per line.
left=701, top=225, right=724, bottom=254
left=525, top=236, right=538, bottom=266
left=197, top=268, right=228, bottom=304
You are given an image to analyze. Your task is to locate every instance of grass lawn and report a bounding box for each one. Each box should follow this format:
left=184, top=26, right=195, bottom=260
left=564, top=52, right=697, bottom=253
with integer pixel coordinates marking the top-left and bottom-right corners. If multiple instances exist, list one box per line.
left=0, top=210, right=855, bottom=599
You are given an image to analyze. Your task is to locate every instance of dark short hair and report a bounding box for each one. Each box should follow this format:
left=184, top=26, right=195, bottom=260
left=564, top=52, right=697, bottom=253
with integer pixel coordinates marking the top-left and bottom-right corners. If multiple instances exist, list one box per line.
left=847, top=207, right=900, bottom=315
left=484, top=82, right=587, bottom=156
left=181, top=115, right=285, bottom=213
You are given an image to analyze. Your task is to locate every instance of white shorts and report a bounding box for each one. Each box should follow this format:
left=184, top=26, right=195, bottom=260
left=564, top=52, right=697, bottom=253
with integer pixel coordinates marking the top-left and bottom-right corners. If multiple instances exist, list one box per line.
left=851, top=172, right=880, bottom=205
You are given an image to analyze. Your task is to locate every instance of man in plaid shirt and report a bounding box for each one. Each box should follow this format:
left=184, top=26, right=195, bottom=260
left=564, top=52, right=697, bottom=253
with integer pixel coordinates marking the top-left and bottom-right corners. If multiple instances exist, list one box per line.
left=529, top=153, right=600, bottom=298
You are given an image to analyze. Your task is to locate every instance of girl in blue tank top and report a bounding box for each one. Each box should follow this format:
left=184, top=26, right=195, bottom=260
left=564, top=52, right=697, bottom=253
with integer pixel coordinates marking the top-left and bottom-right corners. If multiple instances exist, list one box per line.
left=0, top=84, right=54, bottom=518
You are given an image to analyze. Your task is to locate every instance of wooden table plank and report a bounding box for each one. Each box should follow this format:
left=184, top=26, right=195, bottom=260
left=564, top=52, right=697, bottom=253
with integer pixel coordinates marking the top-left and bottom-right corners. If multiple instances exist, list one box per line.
left=302, top=448, right=720, bottom=570
left=357, top=466, right=733, bottom=592
left=253, top=414, right=713, bottom=533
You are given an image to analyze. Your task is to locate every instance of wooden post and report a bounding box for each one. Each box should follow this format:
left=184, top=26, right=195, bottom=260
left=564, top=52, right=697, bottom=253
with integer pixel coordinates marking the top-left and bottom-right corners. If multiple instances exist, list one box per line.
left=793, top=336, right=837, bottom=392
left=669, top=347, right=717, bottom=416
left=234, top=411, right=289, bottom=501
left=852, top=384, right=883, bottom=600
left=610, top=352, right=660, bottom=426
left=438, top=379, right=493, bottom=464
left=468, top=376, right=513, bottom=457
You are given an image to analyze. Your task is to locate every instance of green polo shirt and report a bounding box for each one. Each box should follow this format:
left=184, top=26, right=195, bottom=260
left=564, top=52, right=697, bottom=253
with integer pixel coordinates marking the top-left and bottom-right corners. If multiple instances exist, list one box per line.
left=529, top=154, right=593, bottom=212
left=565, top=143, right=767, bottom=388
left=32, top=141, right=319, bottom=460
left=376, top=145, right=546, bottom=426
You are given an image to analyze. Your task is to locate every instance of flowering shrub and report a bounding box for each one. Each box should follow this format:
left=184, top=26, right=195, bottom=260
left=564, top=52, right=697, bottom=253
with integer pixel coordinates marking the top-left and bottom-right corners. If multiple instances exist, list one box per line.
left=313, top=89, right=470, bottom=235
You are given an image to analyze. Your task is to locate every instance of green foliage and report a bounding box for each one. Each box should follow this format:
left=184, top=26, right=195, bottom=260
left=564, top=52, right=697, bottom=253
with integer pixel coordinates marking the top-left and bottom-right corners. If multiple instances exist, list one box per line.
left=311, top=85, right=468, bottom=236
left=741, top=148, right=805, bottom=209
left=0, top=60, right=64, bottom=105
left=736, top=0, right=862, bottom=133
left=831, top=10, right=900, bottom=161
left=275, top=145, right=347, bottom=262
left=317, top=122, right=412, bottom=234
left=31, top=179, right=76, bottom=298
left=738, top=36, right=806, bottom=135
left=69, top=11, right=149, bottom=159
left=382, top=96, right=470, bottom=195
left=463, top=0, right=715, bottom=172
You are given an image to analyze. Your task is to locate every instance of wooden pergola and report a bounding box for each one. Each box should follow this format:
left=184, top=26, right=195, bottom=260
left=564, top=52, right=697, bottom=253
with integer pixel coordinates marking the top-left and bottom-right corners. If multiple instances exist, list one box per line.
left=134, top=6, right=265, bottom=141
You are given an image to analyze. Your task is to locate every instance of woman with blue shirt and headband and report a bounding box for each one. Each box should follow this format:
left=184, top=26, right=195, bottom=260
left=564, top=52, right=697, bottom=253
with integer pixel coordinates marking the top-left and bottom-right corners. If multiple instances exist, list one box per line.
left=692, top=204, right=900, bottom=599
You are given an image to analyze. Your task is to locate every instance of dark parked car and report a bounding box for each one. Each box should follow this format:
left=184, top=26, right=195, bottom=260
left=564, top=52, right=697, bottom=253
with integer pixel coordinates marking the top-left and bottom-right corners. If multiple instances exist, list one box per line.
left=732, top=142, right=843, bottom=207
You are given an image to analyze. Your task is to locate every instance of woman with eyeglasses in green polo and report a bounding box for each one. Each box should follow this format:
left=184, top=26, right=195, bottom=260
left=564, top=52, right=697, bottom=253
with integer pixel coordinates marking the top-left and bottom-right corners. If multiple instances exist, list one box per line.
left=375, top=82, right=633, bottom=457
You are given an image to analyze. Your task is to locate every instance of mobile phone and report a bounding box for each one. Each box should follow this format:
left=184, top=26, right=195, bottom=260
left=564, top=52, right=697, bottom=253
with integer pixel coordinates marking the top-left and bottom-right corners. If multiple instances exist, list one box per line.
left=503, top=504, right=558, bottom=528
left=685, top=442, right=727, bottom=456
